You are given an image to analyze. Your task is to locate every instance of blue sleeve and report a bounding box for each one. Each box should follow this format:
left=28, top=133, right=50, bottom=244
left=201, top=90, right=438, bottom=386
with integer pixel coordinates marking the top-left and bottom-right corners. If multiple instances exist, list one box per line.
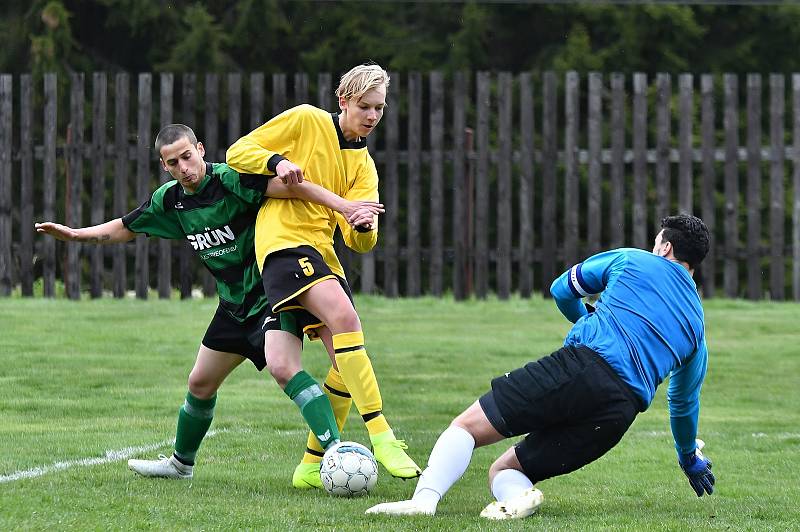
left=549, top=250, right=620, bottom=323
left=668, top=338, right=708, bottom=456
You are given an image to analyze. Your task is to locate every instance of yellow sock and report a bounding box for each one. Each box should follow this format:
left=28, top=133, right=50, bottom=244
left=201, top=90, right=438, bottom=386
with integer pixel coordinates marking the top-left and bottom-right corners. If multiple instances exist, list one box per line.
left=301, top=367, right=353, bottom=464
left=333, top=331, right=390, bottom=437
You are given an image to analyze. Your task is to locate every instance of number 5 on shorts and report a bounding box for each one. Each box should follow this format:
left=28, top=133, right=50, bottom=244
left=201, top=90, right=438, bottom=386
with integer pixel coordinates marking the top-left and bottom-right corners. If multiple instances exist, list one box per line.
left=299, top=257, right=314, bottom=276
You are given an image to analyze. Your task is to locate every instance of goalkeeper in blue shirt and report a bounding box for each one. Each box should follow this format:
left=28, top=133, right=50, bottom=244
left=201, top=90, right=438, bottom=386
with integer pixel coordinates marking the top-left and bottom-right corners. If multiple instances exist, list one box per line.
left=367, top=214, right=715, bottom=520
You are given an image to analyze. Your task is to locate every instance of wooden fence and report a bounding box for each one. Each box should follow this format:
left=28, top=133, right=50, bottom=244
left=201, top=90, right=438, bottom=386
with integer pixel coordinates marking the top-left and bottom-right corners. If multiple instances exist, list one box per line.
left=0, top=71, right=799, bottom=301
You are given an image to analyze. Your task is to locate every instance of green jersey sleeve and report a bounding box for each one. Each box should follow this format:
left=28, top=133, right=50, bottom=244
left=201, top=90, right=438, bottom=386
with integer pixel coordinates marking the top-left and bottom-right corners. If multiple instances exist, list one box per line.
left=121, top=181, right=184, bottom=239
left=213, top=162, right=269, bottom=206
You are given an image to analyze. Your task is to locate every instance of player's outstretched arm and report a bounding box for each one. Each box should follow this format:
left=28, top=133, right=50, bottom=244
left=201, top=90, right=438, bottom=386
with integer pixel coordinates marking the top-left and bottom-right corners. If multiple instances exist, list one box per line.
left=35, top=218, right=135, bottom=244
left=265, top=178, right=384, bottom=221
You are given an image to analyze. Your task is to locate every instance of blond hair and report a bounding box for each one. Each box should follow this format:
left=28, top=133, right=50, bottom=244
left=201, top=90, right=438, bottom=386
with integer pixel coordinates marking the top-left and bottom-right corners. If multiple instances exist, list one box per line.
left=335, top=63, right=390, bottom=102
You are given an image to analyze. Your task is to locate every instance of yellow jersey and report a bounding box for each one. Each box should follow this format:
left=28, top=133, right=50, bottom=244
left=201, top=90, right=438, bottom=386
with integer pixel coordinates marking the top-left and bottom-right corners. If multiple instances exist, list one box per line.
left=226, top=104, right=379, bottom=278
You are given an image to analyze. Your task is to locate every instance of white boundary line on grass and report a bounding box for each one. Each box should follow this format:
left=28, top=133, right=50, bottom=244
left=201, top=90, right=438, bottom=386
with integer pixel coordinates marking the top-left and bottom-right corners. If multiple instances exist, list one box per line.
left=0, top=428, right=227, bottom=483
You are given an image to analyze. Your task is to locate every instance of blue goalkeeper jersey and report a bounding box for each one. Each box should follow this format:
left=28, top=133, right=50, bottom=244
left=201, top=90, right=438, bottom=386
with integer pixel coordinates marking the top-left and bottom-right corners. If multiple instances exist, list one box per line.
left=550, top=248, right=708, bottom=455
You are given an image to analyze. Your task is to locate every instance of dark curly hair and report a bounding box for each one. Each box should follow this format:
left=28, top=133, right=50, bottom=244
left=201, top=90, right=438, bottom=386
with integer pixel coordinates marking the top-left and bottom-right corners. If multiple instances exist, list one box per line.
left=660, top=214, right=710, bottom=269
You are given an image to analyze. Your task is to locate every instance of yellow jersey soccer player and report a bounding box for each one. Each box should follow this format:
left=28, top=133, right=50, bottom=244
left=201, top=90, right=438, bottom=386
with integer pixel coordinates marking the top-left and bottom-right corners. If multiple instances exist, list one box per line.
left=227, top=63, right=421, bottom=487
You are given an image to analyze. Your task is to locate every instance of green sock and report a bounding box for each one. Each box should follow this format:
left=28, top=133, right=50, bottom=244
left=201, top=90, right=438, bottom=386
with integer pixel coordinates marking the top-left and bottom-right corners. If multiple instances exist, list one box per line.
left=174, top=392, right=216, bottom=465
left=284, top=371, right=340, bottom=450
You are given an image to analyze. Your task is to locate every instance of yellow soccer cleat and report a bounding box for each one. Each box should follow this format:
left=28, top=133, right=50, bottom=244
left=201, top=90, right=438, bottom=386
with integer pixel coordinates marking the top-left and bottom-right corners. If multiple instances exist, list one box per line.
left=371, top=431, right=421, bottom=479
left=292, top=461, right=322, bottom=489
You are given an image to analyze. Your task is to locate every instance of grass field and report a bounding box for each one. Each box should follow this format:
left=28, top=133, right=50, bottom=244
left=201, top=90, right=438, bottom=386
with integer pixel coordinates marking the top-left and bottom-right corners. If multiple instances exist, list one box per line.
left=1, top=295, right=798, bottom=531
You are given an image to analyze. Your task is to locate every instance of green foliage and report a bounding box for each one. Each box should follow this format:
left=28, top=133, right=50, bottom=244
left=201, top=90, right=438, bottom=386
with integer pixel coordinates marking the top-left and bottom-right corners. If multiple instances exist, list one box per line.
left=4, top=2, right=800, bottom=75
left=156, top=4, right=230, bottom=73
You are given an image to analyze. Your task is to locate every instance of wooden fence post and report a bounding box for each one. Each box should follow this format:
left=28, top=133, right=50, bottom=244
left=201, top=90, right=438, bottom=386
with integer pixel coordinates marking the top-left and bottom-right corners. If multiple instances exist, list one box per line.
left=135, top=73, right=152, bottom=300
left=158, top=73, right=173, bottom=299
left=65, top=72, right=84, bottom=300
left=113, top=73, right=129, bottom=298
left=678, top=74, right=693, bottom=215
left=452, top=71, right=469, bottom=300
left=723, top=74, right=740, bottom=298
left=0, top=75, right=11, bottom=296
left=518, top=72, right=534, bottom=298
left=769, top=73, right=785, bottom=301
left=474, top=71, right=490, bottom=299
left=272, top=73, right=286, bottom=118
left=294, top=72, right=308, bottom=105
left=250, top=72, right=264, bottom=130
left=746, top=73, right=762, bottom=300
left=563, top=71, right=579, bottom=268
left=700, top=74, right=717, bottom=298
left=382, top=73, right=399, bottom=297
left=406, top=72, right=422, bottom=297
left=540, top=71, right=557, bottom=296
left=89, top=72, right=108, bottom=299
left=655, top=73, right=671, bottom=227
left=19, top=74, right=34, bottom=296
left=179, top=73, right=196, bottom=299
left=793, top=74, right=800, bottom=301
left=428, top=71, right=444, bottom=296
left=609, top=73, right=625, bottom=249
left=90, top=72, right=107, bottom=298
left=202, top=73, right=218, bottom=296
left=587, top=72, right=602, bottom=257
left=632, top=73, right=648, bottom=250
left=497, top=72, right=513, bottom=299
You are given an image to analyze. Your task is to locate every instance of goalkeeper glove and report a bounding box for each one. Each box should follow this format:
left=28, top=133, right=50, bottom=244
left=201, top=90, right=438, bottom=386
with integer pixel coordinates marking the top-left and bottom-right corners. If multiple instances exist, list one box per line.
left=678, top=446, right=715, bottom=497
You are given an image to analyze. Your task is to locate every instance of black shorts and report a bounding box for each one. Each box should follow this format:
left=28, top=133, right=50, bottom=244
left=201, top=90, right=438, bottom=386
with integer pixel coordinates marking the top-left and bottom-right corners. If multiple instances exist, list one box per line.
left=262, top=305, right=324, bottom=341
left=262, top=245, right=354, bottom=317
left=478, top=345, right=640, bottom=483
left=201, top=305, right=316, bottom=370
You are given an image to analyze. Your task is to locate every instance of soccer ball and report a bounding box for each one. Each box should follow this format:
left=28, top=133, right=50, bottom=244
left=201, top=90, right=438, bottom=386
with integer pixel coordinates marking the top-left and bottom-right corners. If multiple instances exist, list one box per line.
left=320, top=441, right=378, bottom=497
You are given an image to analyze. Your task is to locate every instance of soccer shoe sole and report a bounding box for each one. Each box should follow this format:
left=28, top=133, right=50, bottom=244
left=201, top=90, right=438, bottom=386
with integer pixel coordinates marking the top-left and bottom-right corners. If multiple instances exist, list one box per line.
left=479, top=488, right=544, bottom=520
left=365, top=500, right=435, bottom=516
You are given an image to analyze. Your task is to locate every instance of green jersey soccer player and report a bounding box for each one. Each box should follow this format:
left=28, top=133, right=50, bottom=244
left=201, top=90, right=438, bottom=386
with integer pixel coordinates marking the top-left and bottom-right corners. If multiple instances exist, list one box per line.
left=35, top=124, right=382, bottom=479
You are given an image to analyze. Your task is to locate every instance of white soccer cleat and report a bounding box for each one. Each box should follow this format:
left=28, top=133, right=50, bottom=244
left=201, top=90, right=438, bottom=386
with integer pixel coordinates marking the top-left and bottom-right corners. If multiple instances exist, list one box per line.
left=365, top=499, right=436, bottom=516
left=479, top=487, right=544, bottom=520
left=128, top=454, right=193, bottom=479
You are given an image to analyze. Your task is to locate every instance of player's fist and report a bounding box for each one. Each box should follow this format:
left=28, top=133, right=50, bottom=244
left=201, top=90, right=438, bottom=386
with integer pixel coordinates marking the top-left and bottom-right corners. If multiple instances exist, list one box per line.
left=275, top=159, right=304, bottom=184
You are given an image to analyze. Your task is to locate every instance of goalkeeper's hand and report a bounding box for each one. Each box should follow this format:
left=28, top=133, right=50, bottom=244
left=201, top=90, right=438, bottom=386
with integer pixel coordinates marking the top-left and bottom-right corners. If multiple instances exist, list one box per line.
left=678, top=445, right=715, bottom=497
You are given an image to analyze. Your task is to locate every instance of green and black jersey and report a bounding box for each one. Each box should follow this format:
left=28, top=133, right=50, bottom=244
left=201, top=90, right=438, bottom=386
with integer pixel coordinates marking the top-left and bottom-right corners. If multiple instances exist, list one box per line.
left=122, top=162, right=269, bottom=322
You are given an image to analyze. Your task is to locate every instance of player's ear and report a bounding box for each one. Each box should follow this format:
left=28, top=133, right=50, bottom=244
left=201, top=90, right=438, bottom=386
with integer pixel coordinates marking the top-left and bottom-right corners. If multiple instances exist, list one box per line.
left=196, top=141, right=205, bottom=158
left=338, top=96, right=348, bottom=112
left=159, top=158, right=168, bottom=172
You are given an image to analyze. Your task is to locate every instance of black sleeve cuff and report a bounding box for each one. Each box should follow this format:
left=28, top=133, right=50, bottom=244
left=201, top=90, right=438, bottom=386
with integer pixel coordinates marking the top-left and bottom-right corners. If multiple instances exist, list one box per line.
left=266, top=154, right=287, bottom=174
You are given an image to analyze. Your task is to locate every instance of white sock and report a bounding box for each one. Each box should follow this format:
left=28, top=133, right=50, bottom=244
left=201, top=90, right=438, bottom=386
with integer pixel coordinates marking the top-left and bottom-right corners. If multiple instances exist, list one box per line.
left=491, top=468, right=534, bottom=502
left=411, top=425, right=475, bottom=510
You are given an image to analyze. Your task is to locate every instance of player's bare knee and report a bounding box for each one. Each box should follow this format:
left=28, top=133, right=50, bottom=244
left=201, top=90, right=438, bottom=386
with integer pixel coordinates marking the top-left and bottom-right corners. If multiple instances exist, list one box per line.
left=187, top=372, right=218, bottom=399
left=329, top=311, right=361, bottom=334
left=265, top=360, right=292, bottom=388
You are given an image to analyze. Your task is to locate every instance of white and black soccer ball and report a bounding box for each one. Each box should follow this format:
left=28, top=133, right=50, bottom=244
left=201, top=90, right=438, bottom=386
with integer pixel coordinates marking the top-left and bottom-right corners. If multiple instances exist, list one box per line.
left=320, top=441, right=378, bottom=497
